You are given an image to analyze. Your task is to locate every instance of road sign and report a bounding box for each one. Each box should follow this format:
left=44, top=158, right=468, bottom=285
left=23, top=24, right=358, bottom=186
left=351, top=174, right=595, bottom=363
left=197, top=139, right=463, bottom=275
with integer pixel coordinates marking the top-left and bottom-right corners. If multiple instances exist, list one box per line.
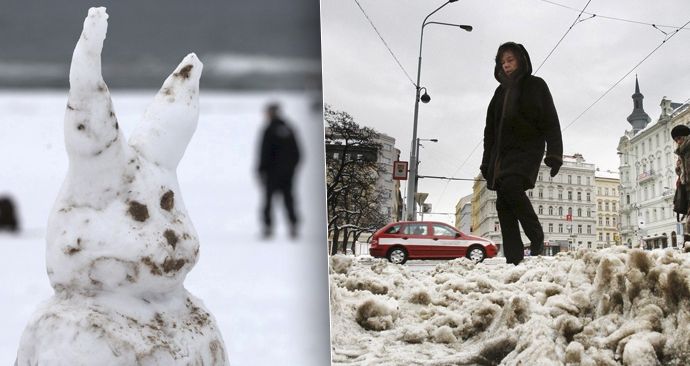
left=393, top=161, right=408, bottom=180
left=415, top=192, right=428, bottom=206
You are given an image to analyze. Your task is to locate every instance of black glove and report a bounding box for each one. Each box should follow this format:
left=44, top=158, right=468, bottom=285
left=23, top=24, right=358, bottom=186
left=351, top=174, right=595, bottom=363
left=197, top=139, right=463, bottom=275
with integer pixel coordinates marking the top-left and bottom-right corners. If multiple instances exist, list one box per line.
left=544, top=156, right=562, bottom=177
left=480, top=165, right=488, bottom=180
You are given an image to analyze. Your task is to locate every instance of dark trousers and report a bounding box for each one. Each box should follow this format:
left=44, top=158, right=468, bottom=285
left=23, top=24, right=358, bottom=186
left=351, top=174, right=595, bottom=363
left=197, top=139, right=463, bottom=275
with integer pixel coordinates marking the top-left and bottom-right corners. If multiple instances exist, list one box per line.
left=496, top=175, right=544, bottom=264
left=262, top=177, right=298, bottom=230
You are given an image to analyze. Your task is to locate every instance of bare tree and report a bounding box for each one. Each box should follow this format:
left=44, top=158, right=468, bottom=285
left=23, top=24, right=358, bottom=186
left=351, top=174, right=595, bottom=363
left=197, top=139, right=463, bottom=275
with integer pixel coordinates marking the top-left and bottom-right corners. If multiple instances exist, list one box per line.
left=324, top=105, right=388, bottom=255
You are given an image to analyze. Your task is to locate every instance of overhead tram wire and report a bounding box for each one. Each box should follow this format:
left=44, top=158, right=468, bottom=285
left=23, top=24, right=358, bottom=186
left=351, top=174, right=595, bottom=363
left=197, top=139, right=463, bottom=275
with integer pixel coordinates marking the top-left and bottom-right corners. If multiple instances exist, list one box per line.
left=538, top=0, right=690, bottom=31
left=562, top=15, right=690, bottom=132
left=353, top=0, right=416, bottom=87
left=534, top=0, right=593, bottom=75
left=436, top=138, right=483, bottom=204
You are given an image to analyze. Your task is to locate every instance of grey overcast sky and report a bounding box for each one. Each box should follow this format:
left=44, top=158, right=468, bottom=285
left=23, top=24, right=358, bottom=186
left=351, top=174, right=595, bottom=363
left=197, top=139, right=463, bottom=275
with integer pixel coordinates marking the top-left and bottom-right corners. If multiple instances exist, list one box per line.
left=321, top=0, right=690, bottom=224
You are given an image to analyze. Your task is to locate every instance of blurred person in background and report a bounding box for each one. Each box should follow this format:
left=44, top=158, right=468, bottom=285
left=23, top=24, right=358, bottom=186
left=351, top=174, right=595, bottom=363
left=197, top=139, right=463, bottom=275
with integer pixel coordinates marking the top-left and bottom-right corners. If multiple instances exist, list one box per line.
left=257, top=103, right=301, bottom=239
left=0, top=196, right=19, bottom=232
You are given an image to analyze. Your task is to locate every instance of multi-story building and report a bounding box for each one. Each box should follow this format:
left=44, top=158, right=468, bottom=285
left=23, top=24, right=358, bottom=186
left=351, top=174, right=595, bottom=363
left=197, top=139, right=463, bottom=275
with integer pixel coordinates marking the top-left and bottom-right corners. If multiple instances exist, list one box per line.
left=454, top=194, right=472, bottom=233
left=375, top=133, right=402, bottom=222
left=595, top=171, right=621, bottom=248
left=473, top=154, right=597, bottom=256
left=617, top=77, right=690, bottom=249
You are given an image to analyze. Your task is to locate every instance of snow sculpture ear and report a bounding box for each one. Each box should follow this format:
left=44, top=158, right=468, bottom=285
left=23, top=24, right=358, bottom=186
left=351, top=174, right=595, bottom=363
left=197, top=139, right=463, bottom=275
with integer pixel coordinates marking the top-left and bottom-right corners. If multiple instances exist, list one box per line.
left=129, top=54, right=203, bottom=170
left=64, top=7, right=125, bottom=164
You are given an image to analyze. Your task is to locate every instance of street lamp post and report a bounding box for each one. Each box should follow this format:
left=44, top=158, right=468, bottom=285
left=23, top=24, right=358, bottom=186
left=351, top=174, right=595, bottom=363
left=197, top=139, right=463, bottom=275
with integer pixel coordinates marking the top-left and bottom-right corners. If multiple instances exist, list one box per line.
left=414, top=138, right=438, bottom=219
left=405, top=0, right=472, bottom=221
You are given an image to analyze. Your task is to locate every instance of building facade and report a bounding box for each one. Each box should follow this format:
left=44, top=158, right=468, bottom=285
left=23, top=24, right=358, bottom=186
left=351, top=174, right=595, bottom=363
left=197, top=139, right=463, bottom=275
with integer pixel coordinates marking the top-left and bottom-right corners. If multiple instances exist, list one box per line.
left=595, top=171, right=621, bottom=248
left=617, top=78, right=690, bottom=249
left=454, top=194, right=472, bottom=233
left=375, top=133, right=403, bottom=222
left=473, top=154, right=597, bottom=255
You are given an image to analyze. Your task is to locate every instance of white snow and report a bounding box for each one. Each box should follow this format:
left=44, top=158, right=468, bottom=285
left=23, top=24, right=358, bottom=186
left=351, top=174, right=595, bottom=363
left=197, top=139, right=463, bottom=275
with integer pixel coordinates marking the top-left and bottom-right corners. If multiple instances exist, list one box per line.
left=0, top=9, right=330, bottom=363
left=330, top=248, right=690, bottom=365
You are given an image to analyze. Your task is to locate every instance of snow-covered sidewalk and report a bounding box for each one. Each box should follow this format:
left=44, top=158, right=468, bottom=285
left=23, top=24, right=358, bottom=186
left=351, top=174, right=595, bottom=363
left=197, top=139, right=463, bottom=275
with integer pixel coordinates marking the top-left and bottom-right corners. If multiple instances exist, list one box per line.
left=330, top=248, right=690, bottom=365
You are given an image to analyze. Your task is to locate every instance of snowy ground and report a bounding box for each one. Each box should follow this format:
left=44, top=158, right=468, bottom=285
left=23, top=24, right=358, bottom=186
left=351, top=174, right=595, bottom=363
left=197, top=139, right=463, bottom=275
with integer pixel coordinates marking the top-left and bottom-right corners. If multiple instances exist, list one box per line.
left=0, top=90, right=331, bottom=366
left=330, top=248, right=690, bottom=365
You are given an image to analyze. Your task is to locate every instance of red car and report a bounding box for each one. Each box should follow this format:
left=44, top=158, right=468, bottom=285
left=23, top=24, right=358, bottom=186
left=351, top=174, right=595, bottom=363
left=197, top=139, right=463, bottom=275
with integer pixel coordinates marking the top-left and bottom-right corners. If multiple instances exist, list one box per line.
left=369, top=221, right=498, bottom=264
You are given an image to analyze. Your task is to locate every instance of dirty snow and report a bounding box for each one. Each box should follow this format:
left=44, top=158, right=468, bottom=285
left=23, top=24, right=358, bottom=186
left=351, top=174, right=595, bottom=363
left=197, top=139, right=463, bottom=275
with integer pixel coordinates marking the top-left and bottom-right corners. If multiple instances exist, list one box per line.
left=330, top=247, right=690, bottom=365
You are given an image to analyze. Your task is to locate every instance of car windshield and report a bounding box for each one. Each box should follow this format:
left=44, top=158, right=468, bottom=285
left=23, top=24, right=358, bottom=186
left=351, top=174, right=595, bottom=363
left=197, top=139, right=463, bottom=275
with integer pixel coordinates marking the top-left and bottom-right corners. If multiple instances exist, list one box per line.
left=403, top=224, right=427, bottom=235
left=384, top=224, right=401, bottom=234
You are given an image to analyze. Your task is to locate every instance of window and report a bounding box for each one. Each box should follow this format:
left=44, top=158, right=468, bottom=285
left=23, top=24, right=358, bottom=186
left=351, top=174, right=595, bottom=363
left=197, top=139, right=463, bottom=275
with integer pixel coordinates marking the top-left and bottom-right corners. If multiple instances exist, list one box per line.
left=586, top=192, right=591, bottom=202
left=577, top=176, right=581, bottom=185
left=559, top=207, right=564, bottom=216
left=598, top=187, right=602, bottom=195
left=568, top=207, right=573, bottom=215
left=598, top=202, right=602, bottom=210
left=587, top=225, right=592, bottom=234
left=528, top=190, right=533, bottom=198
left=406, top=224, right=429, bottom=235
left=559, top=224, right=564, bottom=233
left=548, top=223, right=553, bottom=232
left=568, top=175, right=572, bottom=184
left=549, top=206, right=554, bottom=215
left=599, top=217, right=603, bottom=225
left=612, top=202, right=616, bottom=211
left=599, top=233, right=603, bottom=241
left=613, top=217, right=617, bottom=226
left=538, top=205, right=544, bottom=215
left=568, top=191, right=573, bottom=200
left=494, top=221, right=500, bottom=232
left=577, top=208, right=582, bottom=217
left=587, top=208, right=591, bottom=217
left=605, top=217, right=610, bottom=226
left=605, top=202, right=609, bottom=211
left=605, top=188, right=609, bottom=196
left=577, top=192, right=582, bottom=201
left=538, top=173, right=543, bottom=181
left=578, top=225, right=583, bottom=234
left=626, top=195, right=630, bottom=204
left=539, top=189, right=543, bottom=198
left=558, top=191, right=563, bottom=200
left=606, top=233, right=611, bottom=242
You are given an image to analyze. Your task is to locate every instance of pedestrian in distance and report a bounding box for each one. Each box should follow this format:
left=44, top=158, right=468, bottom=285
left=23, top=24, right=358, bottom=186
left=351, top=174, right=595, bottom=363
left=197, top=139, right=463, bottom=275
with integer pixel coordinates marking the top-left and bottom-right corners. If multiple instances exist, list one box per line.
left=257, top=102, right=301, bottom=239
left=480, top=42, right=563, bottom=265
left=0, top=195, right=20, bottom=233
left=671, top=124, right=690, bottom=251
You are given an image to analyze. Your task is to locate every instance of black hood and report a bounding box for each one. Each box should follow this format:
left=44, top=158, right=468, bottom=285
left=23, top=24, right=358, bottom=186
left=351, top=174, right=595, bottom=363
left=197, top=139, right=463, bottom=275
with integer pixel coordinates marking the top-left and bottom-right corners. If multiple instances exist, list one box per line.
left=494, top=42, right=533, bottom=84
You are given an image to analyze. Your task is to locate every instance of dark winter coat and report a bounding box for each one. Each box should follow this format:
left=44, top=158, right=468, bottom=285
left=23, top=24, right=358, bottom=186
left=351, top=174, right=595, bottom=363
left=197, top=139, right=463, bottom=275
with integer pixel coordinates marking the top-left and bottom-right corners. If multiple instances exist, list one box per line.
left=481, top=43, right=563, bottom=191
left=258, top=117, right=300, bottom=182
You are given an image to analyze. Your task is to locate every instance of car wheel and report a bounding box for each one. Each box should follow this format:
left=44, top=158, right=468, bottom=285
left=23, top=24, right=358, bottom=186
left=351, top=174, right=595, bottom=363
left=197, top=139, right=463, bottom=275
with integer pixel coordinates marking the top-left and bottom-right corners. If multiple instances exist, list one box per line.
left=466, top=245, right=486, bottom=262
left=387, top=247, right=408, bottom=264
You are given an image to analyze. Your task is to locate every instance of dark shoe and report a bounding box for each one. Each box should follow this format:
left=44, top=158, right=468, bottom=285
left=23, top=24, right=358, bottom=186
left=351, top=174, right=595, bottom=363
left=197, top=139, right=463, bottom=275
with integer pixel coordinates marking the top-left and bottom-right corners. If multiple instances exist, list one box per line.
left=262, top=227, right=273, bottom=239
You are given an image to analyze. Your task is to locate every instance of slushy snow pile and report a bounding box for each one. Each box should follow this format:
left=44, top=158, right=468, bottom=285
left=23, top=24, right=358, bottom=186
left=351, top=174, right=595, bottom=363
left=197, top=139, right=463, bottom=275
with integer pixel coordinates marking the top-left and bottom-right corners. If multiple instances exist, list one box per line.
left=330, top=247, right=690, bottom=365
left=15, top=7, right=228, bottom=365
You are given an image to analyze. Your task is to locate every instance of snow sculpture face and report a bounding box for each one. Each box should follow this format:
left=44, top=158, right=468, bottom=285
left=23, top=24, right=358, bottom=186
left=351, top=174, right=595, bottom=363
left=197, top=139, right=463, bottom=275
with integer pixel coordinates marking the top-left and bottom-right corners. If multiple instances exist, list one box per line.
left=46, top=8, right=203, bottom=296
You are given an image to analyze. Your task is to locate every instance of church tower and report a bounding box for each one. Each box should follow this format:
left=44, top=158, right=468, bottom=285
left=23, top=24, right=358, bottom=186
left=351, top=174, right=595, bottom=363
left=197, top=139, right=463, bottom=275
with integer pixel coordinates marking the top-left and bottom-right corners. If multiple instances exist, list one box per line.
left=627, top=75, right=651, bottom=134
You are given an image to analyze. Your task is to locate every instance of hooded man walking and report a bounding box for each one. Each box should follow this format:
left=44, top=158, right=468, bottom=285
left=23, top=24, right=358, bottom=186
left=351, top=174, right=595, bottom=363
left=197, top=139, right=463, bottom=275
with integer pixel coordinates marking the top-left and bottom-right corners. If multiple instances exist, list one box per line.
left=480, top=42, right=563, bottom=265
left=258, top=103, right=301, bottom=239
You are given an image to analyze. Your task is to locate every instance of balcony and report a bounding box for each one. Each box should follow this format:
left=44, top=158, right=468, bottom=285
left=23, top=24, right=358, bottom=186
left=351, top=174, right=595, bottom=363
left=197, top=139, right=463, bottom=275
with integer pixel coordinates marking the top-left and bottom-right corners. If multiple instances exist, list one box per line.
left=637, top=170, right=655, bottom=183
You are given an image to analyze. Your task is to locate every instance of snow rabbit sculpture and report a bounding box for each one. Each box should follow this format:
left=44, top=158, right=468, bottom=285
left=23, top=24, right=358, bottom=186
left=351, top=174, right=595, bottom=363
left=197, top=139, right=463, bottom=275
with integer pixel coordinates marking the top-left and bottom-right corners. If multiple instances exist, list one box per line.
left=16, top=8, right=228, bottom=365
